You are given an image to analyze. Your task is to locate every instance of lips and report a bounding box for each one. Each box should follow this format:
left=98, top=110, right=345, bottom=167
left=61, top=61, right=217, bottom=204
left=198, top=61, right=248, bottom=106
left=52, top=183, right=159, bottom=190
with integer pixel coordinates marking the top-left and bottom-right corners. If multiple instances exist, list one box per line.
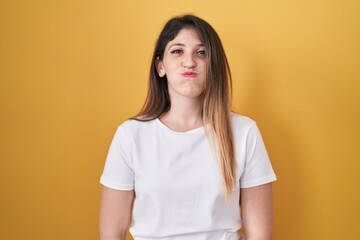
left=181, top=71, right=198, bottom=78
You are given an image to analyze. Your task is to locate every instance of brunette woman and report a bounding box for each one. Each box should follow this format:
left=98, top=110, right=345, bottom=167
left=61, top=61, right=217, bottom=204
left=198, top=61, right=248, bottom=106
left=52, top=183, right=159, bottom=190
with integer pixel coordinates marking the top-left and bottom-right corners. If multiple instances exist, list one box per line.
left=99, top=14, right=276, bottom=240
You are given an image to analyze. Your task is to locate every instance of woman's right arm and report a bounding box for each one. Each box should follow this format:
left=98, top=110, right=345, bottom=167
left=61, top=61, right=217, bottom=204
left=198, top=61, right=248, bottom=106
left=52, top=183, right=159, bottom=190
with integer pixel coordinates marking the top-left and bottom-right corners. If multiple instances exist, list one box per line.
left=99, top=186, right=134, bottom=240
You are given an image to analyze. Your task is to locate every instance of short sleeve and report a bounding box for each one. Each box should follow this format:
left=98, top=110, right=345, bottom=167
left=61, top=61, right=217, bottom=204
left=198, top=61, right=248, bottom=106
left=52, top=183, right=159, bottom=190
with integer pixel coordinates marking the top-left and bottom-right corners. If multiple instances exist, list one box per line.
left=100, top=125, right=134, bottom=190
left=240, top=123, right=277, bottom=188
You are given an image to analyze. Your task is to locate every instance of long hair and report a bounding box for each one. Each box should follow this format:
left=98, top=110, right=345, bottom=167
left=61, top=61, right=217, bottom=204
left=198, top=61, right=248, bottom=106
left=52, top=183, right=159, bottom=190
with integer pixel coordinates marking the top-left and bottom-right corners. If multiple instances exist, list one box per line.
left=134, top=14, right=236, bottom=198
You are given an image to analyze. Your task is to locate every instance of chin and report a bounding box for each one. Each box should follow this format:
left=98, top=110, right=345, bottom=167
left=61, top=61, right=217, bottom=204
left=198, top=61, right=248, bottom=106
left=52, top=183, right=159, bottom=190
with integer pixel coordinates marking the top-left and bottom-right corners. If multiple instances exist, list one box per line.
left=181, top=92, right=204, bottom=99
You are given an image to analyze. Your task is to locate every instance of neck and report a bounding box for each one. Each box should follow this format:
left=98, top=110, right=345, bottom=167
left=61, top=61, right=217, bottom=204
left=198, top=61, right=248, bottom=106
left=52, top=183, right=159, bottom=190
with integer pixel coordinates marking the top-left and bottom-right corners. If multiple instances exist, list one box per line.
left=159, top=96, right=203, bottom=132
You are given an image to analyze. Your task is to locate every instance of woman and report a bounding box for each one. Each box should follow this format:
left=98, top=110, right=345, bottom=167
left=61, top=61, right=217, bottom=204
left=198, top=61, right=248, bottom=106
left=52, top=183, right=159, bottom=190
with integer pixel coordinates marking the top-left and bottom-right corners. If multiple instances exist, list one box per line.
left=99, top=14, right=276, bottom=240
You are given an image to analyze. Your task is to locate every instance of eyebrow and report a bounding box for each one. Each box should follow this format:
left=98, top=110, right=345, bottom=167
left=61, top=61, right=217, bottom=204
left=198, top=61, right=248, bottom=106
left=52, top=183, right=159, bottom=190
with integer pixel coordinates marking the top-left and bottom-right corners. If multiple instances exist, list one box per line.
left=168, top=43, right=205, bottom=48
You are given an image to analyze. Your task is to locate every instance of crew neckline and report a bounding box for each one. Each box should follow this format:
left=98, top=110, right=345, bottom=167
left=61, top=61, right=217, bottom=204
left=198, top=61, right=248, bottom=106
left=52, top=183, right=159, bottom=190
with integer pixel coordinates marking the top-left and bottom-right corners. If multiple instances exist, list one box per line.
left=155, top=118, right=205, bottom=135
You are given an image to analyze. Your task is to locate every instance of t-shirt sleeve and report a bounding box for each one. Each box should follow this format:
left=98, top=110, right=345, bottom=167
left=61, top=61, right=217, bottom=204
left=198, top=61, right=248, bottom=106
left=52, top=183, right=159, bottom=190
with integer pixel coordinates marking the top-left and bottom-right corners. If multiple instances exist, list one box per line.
left=100, top=125, right=134, bottom=190
left=240, top=122, right=277, bottom=188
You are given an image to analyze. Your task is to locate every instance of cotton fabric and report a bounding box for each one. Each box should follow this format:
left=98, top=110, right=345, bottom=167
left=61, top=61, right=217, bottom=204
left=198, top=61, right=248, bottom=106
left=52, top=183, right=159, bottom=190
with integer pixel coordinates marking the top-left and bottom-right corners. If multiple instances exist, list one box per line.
left=100, top=114, right=276, bottom=239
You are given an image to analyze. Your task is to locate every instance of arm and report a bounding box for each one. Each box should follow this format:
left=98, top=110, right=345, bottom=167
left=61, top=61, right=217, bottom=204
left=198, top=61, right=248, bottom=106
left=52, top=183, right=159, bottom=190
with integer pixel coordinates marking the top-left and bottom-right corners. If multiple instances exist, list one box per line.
left=99, top=186, right=134, bottom=240
left=240, top=183, right=274, bottom=240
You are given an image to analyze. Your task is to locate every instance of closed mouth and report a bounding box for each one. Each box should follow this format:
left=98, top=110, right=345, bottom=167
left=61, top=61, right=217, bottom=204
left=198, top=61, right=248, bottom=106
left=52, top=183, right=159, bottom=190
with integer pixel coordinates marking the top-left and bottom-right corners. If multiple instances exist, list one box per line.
left=181, top=72, right=198, bottom=77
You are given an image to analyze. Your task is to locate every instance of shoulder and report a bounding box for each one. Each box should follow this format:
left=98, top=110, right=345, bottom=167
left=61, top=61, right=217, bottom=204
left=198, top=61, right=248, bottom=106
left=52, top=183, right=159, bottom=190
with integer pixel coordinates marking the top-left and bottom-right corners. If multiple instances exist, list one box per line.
left=117, top=118, right=156, bottom=132
left=114, top=118, right=157, bottom=140
left=110, top=118, right=157, bottom=150
left=231, top=112, right=257, bottom=132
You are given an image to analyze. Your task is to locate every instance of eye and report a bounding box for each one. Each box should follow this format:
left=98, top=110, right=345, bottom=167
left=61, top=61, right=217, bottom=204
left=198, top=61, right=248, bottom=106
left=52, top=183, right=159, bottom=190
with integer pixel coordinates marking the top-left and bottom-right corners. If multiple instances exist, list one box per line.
left=197, top=50, right=206, bottom=57
left=170, top=49, right=183, bottom=54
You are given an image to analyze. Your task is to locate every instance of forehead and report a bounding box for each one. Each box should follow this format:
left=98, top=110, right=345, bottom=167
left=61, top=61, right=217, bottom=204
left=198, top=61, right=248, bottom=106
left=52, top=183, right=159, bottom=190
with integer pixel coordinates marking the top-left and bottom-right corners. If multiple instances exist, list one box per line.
left=166, top=28, right=203, bottom=48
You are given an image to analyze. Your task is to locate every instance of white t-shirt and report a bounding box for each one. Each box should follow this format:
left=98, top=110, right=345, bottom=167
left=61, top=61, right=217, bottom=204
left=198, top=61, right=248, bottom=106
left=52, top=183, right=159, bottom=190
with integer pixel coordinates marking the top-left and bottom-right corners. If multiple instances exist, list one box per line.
left=100, top=113, right=276, bottom=240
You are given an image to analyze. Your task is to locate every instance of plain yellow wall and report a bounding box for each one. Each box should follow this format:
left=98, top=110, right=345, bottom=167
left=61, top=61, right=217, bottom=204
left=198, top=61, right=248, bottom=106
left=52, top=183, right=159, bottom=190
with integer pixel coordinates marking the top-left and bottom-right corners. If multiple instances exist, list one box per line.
left=1, top=0, right=359, bottom=239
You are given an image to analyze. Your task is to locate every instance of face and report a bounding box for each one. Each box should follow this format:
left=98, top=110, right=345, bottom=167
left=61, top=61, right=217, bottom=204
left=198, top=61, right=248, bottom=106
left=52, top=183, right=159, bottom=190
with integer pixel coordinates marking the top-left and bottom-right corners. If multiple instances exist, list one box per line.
left=157, top=28, right=207, bottom=101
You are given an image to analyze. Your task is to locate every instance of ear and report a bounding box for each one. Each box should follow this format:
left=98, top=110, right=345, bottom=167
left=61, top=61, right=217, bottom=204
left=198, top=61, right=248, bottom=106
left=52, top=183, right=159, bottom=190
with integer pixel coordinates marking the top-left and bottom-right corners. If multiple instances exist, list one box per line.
left=155, top=57, right=166, bottom=77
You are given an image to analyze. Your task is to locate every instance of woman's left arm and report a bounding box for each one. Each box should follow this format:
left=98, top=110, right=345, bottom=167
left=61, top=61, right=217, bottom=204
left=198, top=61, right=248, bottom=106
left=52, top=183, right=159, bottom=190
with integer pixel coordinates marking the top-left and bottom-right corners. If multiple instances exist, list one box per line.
left=240, top=183, right=274, bottom=240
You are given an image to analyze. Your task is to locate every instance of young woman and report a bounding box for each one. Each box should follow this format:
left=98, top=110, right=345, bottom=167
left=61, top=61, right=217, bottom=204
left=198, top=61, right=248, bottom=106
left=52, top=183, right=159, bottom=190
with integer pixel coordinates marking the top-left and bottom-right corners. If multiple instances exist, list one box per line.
left=99, top=14, right=276, bottom=240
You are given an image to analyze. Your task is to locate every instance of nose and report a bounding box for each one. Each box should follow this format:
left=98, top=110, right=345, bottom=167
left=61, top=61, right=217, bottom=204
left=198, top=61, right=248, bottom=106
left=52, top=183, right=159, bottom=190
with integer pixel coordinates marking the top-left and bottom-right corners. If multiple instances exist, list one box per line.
left=182, top=53, right=197, bottom=69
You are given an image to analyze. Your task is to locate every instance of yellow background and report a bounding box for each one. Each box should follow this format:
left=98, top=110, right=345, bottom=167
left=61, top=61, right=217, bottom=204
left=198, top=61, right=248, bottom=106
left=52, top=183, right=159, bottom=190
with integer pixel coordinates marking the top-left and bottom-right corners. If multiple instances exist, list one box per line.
left=1, top=0, right=359, bottom=239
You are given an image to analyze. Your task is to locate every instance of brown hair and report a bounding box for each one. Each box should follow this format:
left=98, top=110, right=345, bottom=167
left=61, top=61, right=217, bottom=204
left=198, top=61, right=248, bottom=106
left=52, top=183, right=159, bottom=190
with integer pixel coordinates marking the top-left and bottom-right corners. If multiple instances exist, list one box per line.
left=134, top=14, right=236, bottom=198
